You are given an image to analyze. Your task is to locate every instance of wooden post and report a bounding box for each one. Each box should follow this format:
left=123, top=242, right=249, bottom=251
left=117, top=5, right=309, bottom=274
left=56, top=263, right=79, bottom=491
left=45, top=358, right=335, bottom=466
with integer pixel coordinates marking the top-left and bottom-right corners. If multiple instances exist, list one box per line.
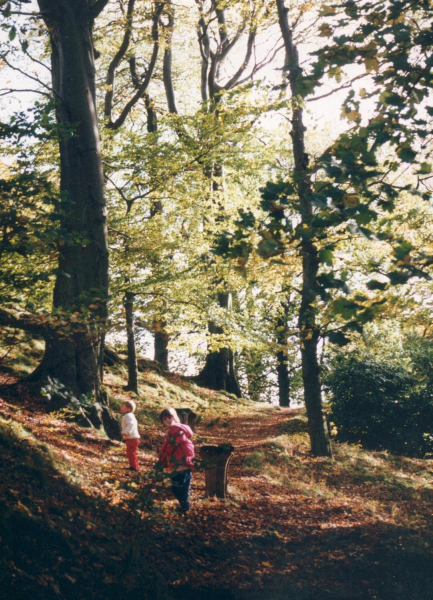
left=200, top=444, right=234, bottom=499
left=175, top=407, right=198, bottom=431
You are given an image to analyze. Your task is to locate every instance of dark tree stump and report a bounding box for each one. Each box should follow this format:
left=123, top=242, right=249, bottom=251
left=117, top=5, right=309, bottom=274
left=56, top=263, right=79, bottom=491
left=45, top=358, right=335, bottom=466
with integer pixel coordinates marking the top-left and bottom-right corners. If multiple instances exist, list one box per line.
left=175, top=408, right=198, bottom=431
left=200, top=444, right=234, bottom=499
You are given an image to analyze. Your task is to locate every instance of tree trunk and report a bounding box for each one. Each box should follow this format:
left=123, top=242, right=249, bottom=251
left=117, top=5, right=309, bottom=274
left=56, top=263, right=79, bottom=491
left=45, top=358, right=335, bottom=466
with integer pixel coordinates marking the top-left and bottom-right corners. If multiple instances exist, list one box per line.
left=193, top=3, right=257, bottom=399
left=35, top=1, right=111, bottom=410
left=299, top=243, right=331, bottom=456
left=276, top=0, right=331, bottom=456
left=143, top=94, right=172, bottom=370
left=198, top=293, right=242, bottom=398
left=153, top=319, right=169, bottom=370
left=123, top=292, right=139, bottom=393
left=276, top=353, right=290, bottom=407
left=197, top=159, right=241, bottom=397
left=275, top=303, right=290, bottom=407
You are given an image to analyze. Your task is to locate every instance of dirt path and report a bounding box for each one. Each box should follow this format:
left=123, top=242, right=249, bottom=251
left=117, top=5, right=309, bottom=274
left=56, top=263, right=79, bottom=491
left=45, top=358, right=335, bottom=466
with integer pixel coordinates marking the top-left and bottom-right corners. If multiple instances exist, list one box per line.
left=1, top=387, right=431, bottom=600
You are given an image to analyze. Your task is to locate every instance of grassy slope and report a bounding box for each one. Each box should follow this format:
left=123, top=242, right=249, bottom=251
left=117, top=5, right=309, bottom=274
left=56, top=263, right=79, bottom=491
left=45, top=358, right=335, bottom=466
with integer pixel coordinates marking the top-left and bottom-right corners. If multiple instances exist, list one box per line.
left=0, top=352, right=432, bottom=600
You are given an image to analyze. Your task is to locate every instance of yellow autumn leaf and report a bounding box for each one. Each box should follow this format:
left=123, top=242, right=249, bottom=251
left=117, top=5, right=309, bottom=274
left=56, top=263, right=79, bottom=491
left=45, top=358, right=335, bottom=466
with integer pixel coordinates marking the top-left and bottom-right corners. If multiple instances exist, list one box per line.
left=341, top=109, right=361, bottom=122
left=386, top=13, right=405, bottom=25
left=365, top=57, right=380, bottom=73
left=343, top=193, right=359, bottom=209
left=318, top=24, right=333, bottom=37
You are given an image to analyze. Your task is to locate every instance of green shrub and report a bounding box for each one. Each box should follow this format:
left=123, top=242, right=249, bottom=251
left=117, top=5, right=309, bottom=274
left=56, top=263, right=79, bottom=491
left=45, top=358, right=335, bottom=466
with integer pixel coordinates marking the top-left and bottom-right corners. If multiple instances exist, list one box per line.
left=282, top=415, right=309, bottom=435
left=244, top=450, right=266, bottom=471
left=325, top=352, right=433, bottom=457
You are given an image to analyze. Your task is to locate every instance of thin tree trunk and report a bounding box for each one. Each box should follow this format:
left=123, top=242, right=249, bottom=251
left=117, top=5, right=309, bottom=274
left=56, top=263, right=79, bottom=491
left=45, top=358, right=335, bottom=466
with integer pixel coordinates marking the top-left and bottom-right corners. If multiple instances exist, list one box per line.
left=276, top=0, right=331, bottom=456
left=154, top=320, right=169, bottom=370
left=162, top=2, right=178, bottom=114
left=143, top=94, right=172, bottom=370
left=276, top=306, right=290, bottom=407
left=123, top=291, right=138, bottom=394
left=194, top=1, right=257, bottom=399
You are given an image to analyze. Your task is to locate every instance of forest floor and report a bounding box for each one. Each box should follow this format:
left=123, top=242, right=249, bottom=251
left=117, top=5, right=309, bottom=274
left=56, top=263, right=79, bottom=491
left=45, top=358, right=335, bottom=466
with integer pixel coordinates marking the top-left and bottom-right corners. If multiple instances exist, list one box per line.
left=0, top=364, right=432, bottom=600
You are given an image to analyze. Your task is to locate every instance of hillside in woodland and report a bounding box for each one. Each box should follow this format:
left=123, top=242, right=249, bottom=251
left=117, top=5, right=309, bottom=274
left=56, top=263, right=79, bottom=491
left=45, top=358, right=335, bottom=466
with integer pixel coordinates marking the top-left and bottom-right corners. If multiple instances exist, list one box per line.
left=1, top=353, right=432, bottom=600
left=1, top=0, right=433, bottom=598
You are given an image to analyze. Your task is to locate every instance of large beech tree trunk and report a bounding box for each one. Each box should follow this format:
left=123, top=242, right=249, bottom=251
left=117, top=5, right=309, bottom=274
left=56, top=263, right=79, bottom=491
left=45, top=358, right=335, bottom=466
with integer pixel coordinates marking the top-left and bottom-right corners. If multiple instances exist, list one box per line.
left=276, top=0, right=331, bottom=456
left=36, top=0, right=110, bottom=404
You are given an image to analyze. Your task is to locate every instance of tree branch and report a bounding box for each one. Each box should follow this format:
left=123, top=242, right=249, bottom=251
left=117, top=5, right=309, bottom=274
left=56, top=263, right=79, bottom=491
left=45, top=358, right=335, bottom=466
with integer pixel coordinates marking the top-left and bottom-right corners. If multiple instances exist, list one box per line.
left=162, top=1, right=178, bottom=114
left=104, top=0, right=136, bottom=119
left=107, top=2, right=164, bottom=129
left=224, top=28, right=256, bottom=90
left=195, top=0, right=210, bottom=101
left=0, top=88, right=51, bottom=98
left=0, top=308, right=51, bottom=338
left=307, top=73, right=368, bottom=103
left=1, top=54, right=55, bottom=98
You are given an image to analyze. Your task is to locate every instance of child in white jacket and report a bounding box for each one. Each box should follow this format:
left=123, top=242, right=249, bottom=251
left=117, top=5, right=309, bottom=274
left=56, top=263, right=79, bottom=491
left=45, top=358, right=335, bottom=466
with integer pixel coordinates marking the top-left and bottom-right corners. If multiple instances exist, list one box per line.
left=120, top=400, right=140, bottom=471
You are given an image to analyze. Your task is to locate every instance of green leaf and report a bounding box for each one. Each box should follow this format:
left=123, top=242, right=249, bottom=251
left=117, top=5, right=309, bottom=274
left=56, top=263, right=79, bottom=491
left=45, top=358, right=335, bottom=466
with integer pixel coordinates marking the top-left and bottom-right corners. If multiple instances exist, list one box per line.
left=418, top=162, right=431, bottom=174
left=332, top=298, right=359, bottom=319
left=366, top=279, right=388, bottom=291
left=328, top=331, right=351, bottom=346
left=344, top=321, right=363, bottom=333
left=319, top=248, right=334, bottom=266
left=393, top=240, right=413, bottom=260
left=9, top=25, right=16, bottom=41
left=257, top=237, right=280, bottom=259
left=397, top=145, right=417, bottom=163
left=388, top=271, right=411, bottom=285
left=358, top=307, right=375, bottom=324
left=320, top=5, right=337, bottom=16
left=318, top=23, right=333, bottom=37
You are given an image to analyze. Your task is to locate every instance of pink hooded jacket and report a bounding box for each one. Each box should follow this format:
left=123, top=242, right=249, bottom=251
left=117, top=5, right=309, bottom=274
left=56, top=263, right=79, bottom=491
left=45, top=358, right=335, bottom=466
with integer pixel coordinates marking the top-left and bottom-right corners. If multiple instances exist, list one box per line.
left=158, top=423, right=195, bottom=471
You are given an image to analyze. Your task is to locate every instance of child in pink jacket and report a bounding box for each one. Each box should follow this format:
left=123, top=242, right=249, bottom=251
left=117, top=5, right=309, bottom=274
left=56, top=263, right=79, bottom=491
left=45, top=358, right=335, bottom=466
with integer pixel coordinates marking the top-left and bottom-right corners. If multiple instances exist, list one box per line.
left=158, top=407, right=194, bottom=513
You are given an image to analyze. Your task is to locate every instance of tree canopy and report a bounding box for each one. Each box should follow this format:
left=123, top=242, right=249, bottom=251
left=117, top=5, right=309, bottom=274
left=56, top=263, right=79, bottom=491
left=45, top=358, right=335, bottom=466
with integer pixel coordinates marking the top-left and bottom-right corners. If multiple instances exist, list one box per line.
left=0, top=0, right=432, bottom=455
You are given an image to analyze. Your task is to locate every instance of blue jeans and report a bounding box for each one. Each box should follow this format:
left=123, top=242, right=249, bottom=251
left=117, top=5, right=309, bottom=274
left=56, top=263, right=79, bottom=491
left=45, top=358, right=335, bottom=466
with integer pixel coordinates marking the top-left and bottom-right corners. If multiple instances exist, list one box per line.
left=171, top=470, right=192, bottom=512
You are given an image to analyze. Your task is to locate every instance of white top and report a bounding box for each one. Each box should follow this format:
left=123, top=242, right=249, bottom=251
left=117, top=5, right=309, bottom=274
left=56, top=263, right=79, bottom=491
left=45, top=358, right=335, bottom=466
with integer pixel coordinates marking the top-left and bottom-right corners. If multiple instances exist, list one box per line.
left=121, top=412, right=140, bottom=439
